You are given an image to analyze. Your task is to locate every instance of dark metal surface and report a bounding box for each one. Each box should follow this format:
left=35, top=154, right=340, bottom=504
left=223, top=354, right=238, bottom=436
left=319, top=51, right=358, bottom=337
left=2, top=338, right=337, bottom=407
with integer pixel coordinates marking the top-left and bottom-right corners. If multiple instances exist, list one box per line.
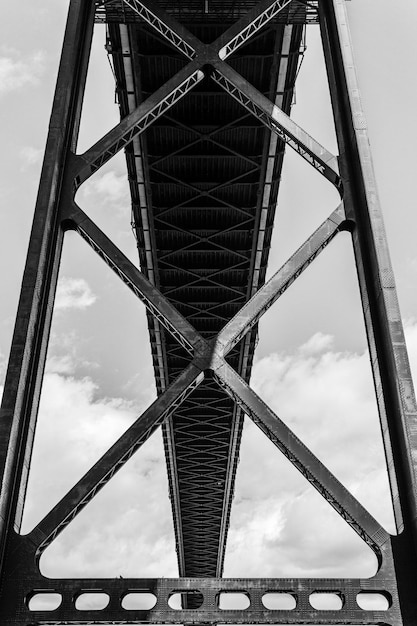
left=319, top=0, right=417, bottom=620
left=1, top=0, right=417, bottom=624
left=96, top=0, right=320, bottom=24
left=211, top=60, right=341, bottom=188
left=0, top=0, right=96, bottom=571
left=73, top=60, right=204, bottom=185
left=112, top=0, right=309, bottom=579
left=0, top=572, right=403, bottom=625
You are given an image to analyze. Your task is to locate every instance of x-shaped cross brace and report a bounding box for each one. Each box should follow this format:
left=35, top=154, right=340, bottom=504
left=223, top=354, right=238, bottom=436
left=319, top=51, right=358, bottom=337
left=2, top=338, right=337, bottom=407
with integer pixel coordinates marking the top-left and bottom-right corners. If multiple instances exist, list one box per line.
left=72, top=0, right=341, bottom=191
left=24, top=0, right=388, bottom=569
left=26, top=197, right=388, bottom=563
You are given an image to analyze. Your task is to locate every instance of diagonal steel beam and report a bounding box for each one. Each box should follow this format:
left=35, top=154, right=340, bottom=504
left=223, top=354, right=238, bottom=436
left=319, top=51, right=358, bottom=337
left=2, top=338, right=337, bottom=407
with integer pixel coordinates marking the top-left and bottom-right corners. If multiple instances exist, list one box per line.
left=206, top=136, right=262, bottom=169
left=160, top=260, right=248, bottom=300
left=320, top=0, right=417, bottom=565
left=74, top=60, right=203, bottom=185
left=27, top=363, right=204, bottom=554
left=214, top=0, right=295, bottom=60
left=122, top=0, right=202, bottom=59
left=213, top=359, right=389, bottom=553
left=62, top=198, right=384, bottom=559
left=150, top=136, right=203, bottom=169
left=211, top=60, right=341, bottom=189
left=154, top=215, right=254, bottom=245
left=151, top=133, right=260, bottom=171
left=123, top=0, right=339, bottom=189
left=156, top=192, right=254, bottom=221
left=152, top=161, right=261, bottom=199
left=65, top=203, right=202, bottom=354
left=0, top=0, right=97, bottom=575
left=3, top=2, right=409, bottom=622
left=164, top=111, right=257, bottom=144
left=126, top=0, right=293, bottom=62
left=216, top=203, right=346, bottom=356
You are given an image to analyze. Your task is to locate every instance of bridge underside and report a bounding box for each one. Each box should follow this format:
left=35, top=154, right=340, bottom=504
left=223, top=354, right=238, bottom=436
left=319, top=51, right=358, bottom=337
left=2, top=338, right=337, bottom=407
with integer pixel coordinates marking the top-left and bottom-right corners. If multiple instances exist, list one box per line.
left=1, top=0, right=417, bottom=624
left=107, top=1, right=308, bottom=579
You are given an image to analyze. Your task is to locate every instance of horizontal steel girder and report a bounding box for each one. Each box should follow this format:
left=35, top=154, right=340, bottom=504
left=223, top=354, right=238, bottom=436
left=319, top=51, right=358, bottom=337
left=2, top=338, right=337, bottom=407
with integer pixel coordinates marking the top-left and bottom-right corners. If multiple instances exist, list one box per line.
left=2, top=0, right=415, bottom=624
left=1, top=574, right=401, bottom=625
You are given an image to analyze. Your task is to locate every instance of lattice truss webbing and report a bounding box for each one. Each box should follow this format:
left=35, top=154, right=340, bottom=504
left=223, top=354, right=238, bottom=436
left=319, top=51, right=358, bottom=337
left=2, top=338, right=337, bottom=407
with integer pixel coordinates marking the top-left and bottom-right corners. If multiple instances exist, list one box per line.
left=2, top=199, right=397, bottom=624
left=2, top=0, right=413, bottom=623
left=95, top=0, right=320, bottom=24
left=164, top=381, right=243, bottom=576
left=107, top=4, right=305, bottom=577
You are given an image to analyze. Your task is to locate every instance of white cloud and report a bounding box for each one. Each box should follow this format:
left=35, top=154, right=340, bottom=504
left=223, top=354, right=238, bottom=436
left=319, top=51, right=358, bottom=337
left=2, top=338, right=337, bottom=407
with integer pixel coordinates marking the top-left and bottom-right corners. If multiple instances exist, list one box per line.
left=79, top=170, right=131, bottom=224
left=0, top=49, right=45, bottom=95
left=0, top=350, right=6, bottom=387
left=12, top=321, right=417, bottom=582
left=224, top=417, right=380, bottom=578
left=20, top=145, right=42, bottom=167
left=250, top=336, right=389, bottom=499
left=224, top=329, right=409, bottom=578
left=22, top=369, right=176, bottom=578
left=45, top=354, right=77, bottom=376
left=298, top=330, right=334, bottom=355
left=55, top=277, right=97, bottom=310
left=85, top=170, right=129, bottom=202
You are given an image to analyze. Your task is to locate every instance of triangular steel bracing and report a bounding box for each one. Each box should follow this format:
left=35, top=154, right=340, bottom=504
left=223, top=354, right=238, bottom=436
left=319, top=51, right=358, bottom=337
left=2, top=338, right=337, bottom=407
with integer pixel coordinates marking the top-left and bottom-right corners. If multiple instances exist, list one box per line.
left=1, top=0, right=417, bottom=624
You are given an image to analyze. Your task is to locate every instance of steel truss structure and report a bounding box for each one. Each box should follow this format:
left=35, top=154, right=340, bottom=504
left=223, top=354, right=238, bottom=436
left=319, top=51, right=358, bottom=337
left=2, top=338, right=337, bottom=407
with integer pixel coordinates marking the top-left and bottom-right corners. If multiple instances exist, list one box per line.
left=1, top=0, right=417, bottom=624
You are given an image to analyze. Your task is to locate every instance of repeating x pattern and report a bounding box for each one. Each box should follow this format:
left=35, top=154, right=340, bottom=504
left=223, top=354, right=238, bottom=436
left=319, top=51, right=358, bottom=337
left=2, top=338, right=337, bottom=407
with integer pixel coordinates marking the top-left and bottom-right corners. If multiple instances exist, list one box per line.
left=0, top=0, right=411, bottom=624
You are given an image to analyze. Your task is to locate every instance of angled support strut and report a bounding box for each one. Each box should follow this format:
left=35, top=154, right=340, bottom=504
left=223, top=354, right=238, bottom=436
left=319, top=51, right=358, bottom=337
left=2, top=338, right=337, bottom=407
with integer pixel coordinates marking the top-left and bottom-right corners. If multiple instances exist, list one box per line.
left=0, top=0, right=415, bottom=624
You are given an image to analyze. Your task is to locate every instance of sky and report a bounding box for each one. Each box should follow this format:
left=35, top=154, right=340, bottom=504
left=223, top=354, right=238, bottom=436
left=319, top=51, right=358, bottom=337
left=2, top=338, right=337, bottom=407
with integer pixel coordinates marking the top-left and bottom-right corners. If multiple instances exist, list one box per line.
left=1, top=0, right=417, bottom=617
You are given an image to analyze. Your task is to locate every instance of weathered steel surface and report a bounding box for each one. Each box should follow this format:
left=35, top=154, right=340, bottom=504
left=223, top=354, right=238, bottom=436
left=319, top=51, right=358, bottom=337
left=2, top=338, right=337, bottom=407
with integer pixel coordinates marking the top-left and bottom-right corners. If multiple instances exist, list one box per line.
left=0, top=572, right=402, bottom=625
left=27, top=364, right=204, bottom=555
left=1, top=0, right=417, bottom=624
left=211, top=60, right=341, bottom=188
left=115, top=0, right=311, bottom=579
left=319, top=0, right=417, bottom=621
left=74, top=60, right=204, bottom=184
left=216, top=203, right=346, bottom=354
left=0, top=0, right=96, bottom=572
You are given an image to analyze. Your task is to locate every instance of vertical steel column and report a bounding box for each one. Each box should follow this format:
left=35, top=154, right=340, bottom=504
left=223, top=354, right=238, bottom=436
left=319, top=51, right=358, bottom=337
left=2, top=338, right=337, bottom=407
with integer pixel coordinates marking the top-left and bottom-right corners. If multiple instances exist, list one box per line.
left=320, top=0, right=417, bottom=621
left=2, top=1, right=415, bottom=622
left=0, top=0, right=95, bottom=574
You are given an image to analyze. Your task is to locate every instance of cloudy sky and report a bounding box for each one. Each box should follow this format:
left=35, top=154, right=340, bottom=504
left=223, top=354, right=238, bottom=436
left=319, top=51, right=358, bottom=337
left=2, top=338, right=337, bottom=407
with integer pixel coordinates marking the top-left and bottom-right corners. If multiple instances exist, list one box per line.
left=1, top=0, right=417, bottom=600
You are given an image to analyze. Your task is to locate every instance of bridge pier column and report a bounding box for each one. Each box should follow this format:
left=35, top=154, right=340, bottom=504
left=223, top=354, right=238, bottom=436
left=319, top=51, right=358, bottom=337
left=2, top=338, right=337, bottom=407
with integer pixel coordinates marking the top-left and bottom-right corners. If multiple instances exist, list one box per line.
left=320, top=0, right=417, bottom=620
left=0, top=0, right=95, bottom=576
left=1, top=0, right=415, bottom=623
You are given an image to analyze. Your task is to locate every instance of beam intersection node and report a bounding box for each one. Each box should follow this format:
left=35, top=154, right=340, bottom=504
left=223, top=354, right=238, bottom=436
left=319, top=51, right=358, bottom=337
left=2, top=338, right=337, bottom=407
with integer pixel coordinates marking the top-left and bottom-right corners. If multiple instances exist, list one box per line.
left=1, top=0, right=416, bottom=624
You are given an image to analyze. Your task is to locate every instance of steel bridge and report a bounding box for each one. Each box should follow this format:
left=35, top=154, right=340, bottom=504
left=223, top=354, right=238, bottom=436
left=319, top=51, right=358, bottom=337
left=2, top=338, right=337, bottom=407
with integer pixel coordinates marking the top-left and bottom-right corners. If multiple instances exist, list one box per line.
left=1, top=0, right=417, bottom=625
